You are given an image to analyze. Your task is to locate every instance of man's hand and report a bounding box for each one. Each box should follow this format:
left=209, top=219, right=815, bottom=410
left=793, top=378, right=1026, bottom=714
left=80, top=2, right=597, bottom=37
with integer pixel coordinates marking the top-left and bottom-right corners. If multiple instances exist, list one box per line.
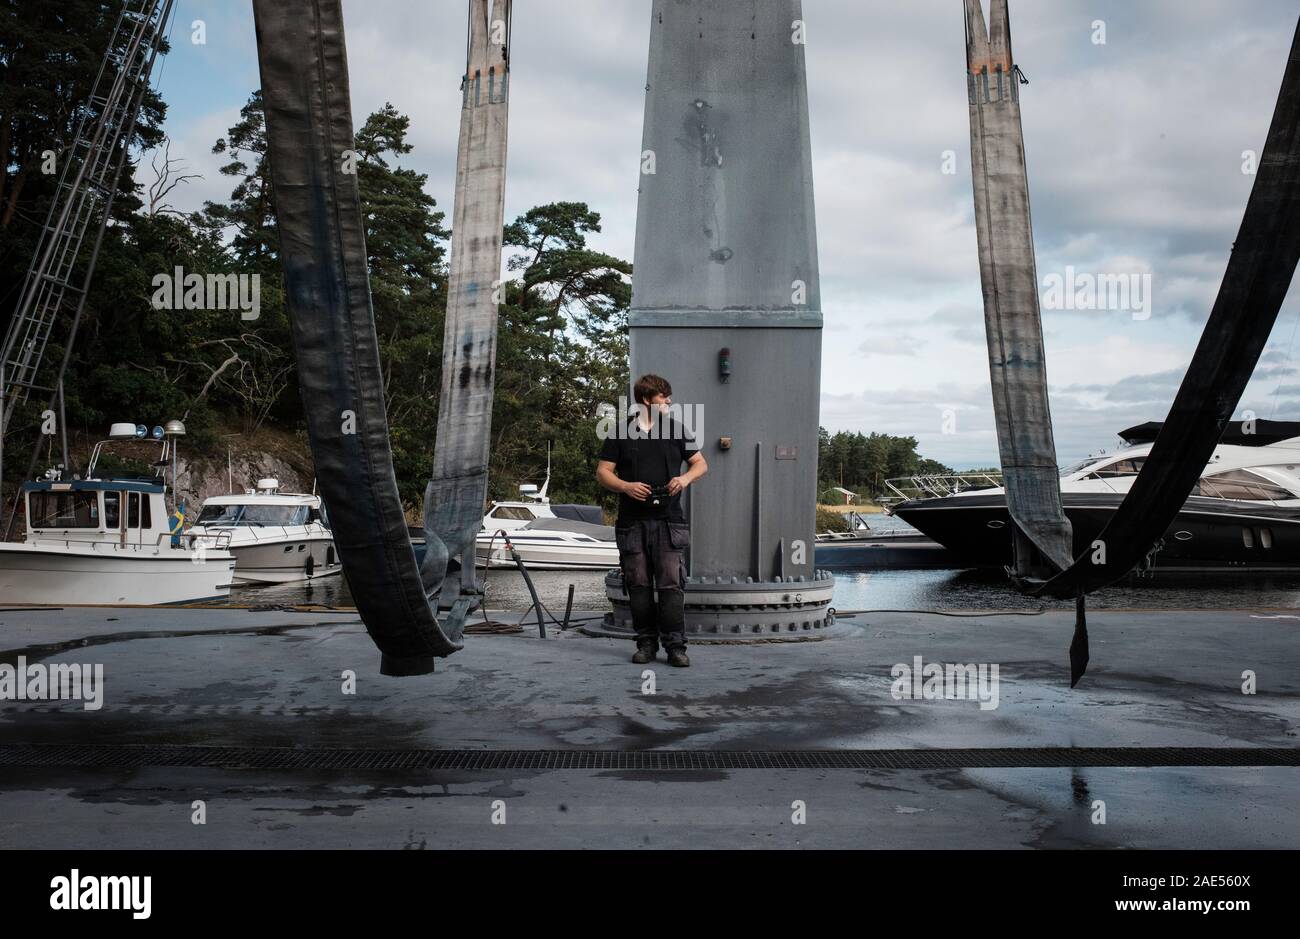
left=667, top=475, right=690, bottom=496
left=623, top=481, right=652, bottom=501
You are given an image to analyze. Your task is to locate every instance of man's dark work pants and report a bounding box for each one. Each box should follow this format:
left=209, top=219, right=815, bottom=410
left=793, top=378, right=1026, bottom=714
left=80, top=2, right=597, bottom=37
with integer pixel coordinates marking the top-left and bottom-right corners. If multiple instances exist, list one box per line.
left=615, top=518, right=689, bottom=651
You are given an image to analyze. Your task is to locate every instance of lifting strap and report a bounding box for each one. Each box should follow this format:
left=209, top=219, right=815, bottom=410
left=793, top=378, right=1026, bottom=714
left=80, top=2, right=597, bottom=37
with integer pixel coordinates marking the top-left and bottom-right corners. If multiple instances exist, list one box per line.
left=1039, top=17, right=1300, bottom=601
left=253, top=0, right=459, bottom=675
left=964, top=0, right=1073, bottom=579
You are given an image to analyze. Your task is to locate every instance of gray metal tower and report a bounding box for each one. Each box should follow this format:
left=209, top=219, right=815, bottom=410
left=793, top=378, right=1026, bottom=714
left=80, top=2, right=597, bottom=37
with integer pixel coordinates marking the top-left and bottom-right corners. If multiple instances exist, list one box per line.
left=602, top=0, right=834, bottom=639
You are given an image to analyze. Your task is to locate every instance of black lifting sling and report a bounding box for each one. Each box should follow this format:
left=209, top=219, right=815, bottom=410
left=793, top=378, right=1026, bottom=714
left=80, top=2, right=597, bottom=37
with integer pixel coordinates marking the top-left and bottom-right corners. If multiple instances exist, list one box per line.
left=1040, top=17, right=1300, bottom=603
left=254, top=0, right=458, bottom=676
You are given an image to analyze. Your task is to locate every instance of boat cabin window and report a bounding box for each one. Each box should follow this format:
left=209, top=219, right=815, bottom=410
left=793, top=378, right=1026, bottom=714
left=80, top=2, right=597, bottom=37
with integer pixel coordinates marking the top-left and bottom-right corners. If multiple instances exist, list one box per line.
left=126, top=492, right=151, bottom=529
left=1089, top=457, right=1146, bottom=479
left=195, top=504, right=303, bottom=526
left=490, top=505, right=536, bottom=521
left=104, top=492, right=120, bottom=528
left=1193, top=469, right=1295, bottom=501
left=28, top=491, right=99, bottom=528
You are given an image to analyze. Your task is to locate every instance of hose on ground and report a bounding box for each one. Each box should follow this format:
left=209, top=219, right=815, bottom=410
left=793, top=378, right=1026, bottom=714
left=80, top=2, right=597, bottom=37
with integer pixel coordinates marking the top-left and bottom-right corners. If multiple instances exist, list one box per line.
left=830, top=607, right=1049, bottom=618
left=477, top=528, right=607, bottom=635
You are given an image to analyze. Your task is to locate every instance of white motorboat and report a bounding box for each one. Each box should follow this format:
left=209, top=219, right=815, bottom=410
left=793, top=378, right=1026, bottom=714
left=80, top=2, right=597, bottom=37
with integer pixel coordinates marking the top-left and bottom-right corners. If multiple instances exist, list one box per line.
left=188, top=479, right=340, bottom=585
left=0, top=423, right=236, bottom=605
left=473, top=467, right=618, bottom=570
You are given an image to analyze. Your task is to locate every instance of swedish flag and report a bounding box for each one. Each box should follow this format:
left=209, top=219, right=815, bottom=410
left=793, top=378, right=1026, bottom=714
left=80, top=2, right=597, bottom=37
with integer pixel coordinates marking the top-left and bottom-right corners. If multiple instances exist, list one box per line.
left=170, top=501, right=185, bottom=547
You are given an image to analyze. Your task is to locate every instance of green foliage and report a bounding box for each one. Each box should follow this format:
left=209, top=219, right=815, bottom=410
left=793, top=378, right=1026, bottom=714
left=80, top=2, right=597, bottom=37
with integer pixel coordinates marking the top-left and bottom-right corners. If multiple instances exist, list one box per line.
left=815, top=506, right=850, bottom=534
left=817, top=428, right=954, bottom=497
left=493, top=202, right=631, bottom=509
left=0, top=1, right=171, bottom=475
left=0, top=0, right=167, bottom=234
left=0, top=0, right=633, bottom=521
left=199, top=91, right=277, bottom=264
left=352, top=103, right=448, bottom=504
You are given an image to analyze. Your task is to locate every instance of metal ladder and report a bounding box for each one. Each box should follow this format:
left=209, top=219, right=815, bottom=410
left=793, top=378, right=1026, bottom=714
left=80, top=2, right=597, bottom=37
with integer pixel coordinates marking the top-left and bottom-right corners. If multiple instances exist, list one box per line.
left=0, top=0, right=173, bottom=436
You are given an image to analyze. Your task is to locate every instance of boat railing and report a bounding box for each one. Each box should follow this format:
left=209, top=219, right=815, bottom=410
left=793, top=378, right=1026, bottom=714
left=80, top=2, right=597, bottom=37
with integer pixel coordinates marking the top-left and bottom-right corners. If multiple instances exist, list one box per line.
left=845, top=510, right=872, bottom=531
left=190, top=523, right=324, bottom=543
left=178, top=530, right=234, bottom=552
left=879, top=473, right=1004, bottom=510
left=33, top=530, right=233, bottom=554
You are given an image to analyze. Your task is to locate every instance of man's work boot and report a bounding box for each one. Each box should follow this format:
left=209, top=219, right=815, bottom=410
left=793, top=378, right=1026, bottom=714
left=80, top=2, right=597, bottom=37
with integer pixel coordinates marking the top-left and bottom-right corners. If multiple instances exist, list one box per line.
left=632, top=640, right=658, bottom=664
left=666, top=647, right=690, bottom=668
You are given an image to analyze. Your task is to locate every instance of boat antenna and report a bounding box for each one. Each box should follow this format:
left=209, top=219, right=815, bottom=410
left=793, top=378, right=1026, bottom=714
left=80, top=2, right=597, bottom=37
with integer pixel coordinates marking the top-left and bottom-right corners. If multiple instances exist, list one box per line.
left=537, top=442, right=551, bottom=502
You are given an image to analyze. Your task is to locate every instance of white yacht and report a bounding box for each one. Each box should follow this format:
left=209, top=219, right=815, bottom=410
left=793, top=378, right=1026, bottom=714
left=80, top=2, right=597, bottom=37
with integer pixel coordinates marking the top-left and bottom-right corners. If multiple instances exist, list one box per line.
left=407, top=454, right=619, bottom=571
left=885, top=420, right=1300, bottom=574
left=474, top=477, right=618, bottom=570
left=188, top=479, right=340, bottom=585
left=0, top=423, right=236, bottom=605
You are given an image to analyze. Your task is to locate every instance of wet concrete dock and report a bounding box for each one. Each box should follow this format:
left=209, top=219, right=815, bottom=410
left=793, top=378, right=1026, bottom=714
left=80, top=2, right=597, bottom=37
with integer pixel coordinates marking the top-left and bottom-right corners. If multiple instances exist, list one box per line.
left=0, top=604, right=1296, bottom=848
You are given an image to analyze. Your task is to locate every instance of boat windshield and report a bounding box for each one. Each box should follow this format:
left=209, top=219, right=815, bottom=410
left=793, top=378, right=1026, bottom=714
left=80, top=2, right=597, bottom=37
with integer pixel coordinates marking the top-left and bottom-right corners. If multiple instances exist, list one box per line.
left=1059, top=458, right=1097, bottom=478
left=1059, top=456, right=1147, bottom=479
left=28, top=491, right=100, bottom=528
left=196, top=504, right=307, bottom=526
left=489, top=505, right=537, bottom=521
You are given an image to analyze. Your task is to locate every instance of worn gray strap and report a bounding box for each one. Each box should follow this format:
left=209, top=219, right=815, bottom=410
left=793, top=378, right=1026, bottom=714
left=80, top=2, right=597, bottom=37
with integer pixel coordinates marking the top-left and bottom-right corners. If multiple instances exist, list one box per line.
left=422, top=0, right=512, bottom=619
left=965, top=0, right=1073, bottom=577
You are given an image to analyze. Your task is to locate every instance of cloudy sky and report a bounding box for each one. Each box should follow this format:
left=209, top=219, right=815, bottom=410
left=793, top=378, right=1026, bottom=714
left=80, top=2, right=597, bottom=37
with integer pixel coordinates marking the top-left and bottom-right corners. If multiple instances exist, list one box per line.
left=156, top=0, right=1300, bottom=469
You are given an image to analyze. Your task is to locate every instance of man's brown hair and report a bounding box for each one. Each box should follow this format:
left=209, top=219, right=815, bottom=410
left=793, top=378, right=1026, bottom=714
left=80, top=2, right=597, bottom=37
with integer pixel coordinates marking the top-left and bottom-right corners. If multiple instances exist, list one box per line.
left=633, top=373, right=672, bottom=405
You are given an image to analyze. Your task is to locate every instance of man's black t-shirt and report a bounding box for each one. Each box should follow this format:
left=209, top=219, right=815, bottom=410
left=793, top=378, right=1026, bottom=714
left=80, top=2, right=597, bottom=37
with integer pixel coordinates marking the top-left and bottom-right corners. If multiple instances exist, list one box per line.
left=598, top=416, right=697, bottom=524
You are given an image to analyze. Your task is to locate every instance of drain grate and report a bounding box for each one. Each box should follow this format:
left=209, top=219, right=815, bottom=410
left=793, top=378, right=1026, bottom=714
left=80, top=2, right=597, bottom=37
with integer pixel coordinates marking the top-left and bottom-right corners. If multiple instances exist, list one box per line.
left=0, top=744, right=1297, bottom=771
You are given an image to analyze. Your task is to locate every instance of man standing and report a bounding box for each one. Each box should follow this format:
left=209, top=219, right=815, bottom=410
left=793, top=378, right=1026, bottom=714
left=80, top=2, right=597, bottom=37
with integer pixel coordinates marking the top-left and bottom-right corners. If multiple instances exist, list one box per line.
left=596, top=374, right=708, bottom=666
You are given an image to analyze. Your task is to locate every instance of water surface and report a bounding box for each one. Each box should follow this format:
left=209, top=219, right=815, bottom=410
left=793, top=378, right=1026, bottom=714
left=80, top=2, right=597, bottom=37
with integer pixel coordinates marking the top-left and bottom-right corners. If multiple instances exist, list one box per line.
left=232, top=566, right=1300, bottom=613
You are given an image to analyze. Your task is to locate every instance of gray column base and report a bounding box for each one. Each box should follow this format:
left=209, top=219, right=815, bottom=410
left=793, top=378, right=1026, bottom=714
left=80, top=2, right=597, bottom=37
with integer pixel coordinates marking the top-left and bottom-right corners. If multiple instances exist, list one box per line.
left=585, top=570, right=841, bottom=642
